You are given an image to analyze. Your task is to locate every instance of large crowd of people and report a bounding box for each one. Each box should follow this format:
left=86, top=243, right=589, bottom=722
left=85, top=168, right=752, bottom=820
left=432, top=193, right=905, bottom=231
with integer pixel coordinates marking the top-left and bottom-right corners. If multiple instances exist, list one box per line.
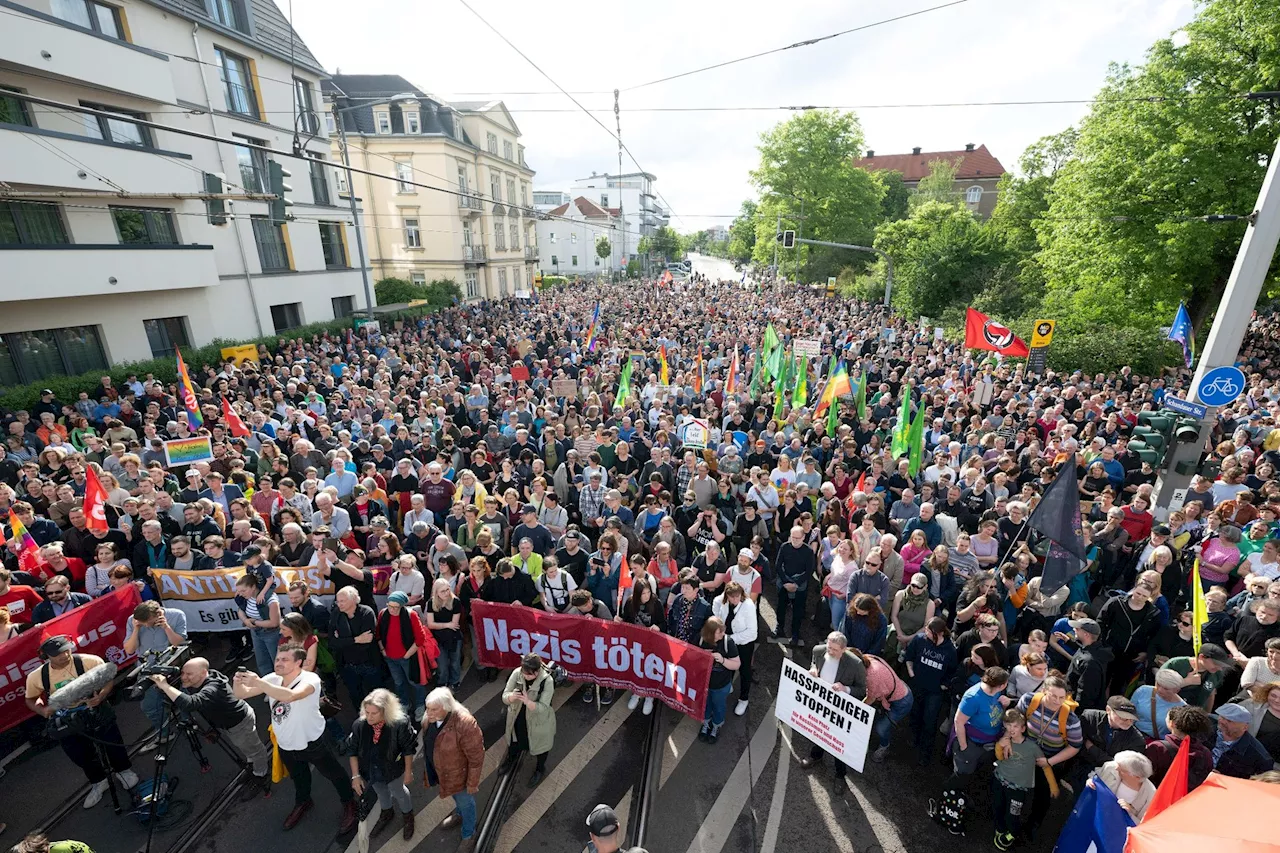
left=4, top=276, right=1280, bottom=850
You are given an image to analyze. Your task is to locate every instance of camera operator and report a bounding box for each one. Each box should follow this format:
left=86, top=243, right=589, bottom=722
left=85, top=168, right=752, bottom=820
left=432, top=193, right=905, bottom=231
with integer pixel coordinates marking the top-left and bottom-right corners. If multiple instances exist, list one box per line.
left=124, top=600, right=188, bottom=747
left=24, top=635, right=138, bottom=808
left=148, top=658, right=272, bottom=801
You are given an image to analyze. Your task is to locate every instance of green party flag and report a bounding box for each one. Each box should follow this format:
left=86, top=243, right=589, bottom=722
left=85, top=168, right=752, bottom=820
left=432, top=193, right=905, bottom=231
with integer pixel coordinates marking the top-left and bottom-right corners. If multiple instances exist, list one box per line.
left=855, top=368, right=867, bottom=421
left=748, top=350, right=763, bottom=398
left=613, top=357, right=633, bottom=410
left=762, top=323, right=780, bottom=358
left=890, top=388, right=911, bottom=459
left=764, top=338, right=784, bottom=381
left=772, top=350, right=790, bottom=421
left=907, top=401, right=927, bottom=477
left=791, top=355, right=808, bottom=408
left=827, top=392, right=840, bottom=436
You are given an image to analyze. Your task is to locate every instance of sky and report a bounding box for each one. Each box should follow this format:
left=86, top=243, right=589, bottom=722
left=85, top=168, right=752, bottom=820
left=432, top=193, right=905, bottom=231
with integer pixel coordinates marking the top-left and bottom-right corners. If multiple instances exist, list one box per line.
left=292, top=0, right=1196, bottom=231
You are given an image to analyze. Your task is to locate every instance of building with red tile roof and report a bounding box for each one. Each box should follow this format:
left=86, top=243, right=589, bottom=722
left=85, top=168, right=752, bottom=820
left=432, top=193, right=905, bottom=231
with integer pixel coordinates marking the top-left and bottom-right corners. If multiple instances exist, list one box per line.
left=853, top=144, right=1008, bottom=218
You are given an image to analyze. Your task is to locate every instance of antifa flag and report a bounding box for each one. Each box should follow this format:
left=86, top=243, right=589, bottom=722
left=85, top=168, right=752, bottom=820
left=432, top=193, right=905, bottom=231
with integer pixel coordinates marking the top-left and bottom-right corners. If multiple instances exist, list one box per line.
left=1028, top=461, right=1088, bottom=595
left=964, top=308, right=1030, bottom=357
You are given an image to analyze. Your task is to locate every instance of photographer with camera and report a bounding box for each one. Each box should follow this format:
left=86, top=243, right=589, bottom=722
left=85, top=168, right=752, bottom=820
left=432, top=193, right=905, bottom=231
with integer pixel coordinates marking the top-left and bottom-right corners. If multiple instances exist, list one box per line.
left=24, top=636, right=138, bottom=808
left=148, top=657, right=272, bottom=801
left=123, top=600, right=188, bottom=747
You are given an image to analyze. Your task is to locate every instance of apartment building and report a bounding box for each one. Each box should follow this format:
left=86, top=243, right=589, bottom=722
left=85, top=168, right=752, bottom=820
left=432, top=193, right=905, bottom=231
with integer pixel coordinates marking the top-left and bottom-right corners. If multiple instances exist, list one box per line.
left=0, top=0, right=367, bottom=382
left=534, top=196, right=625, bottom=276
left=568, top=170, right=669, bottom=262
left=325, top=75, right=538, bottom=302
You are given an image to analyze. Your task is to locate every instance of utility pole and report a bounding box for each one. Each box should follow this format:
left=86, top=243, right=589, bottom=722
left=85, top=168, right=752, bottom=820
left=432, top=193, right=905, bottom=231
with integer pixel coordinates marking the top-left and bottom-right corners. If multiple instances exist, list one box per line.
left=794, top=196, right=805, bottom=283
left=333, top=102, right=375, bottom=316
left=615, top=88, right=625, bottom=279
left=1154, top=130, right=1280, bottom=517
left=792, top=237, right=894, bottom=305
left=773, top=213, right=781, bottom=281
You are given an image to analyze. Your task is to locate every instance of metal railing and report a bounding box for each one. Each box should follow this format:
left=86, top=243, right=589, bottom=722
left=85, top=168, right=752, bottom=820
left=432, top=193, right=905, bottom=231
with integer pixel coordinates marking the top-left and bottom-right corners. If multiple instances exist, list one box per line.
left=222, top=80, right=259, bottom=119
left=457, top=193, right=481, bottom=211
left=524, top=245, right=538, bottom=259
left=463, top=244, right=487, bottom=262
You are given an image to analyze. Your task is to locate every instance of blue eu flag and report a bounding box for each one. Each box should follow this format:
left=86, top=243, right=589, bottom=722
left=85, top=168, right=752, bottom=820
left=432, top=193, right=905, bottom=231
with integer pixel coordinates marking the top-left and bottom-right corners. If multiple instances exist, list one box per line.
left=1168, top=302, right=1195, bottom=368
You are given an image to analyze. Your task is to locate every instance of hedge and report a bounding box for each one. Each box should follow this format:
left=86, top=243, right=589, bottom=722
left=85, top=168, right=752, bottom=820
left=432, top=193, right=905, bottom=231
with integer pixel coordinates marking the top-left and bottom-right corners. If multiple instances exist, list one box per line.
left=0, top=303, right=447, bottom=412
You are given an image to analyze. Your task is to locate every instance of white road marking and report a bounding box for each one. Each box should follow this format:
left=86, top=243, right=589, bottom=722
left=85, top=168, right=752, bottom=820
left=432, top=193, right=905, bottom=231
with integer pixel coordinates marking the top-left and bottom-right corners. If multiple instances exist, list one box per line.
left=846, top=774, right=908, bottom=853
left=682, top=702, right=778, bottom=853
left=759, top=725, right=794, bottom=853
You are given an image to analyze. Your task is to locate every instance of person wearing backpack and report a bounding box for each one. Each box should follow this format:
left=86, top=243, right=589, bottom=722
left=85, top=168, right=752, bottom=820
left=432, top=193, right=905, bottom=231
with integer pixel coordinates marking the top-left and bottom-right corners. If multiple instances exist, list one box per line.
left=502, top=653, right=557, bottom=786
left=1015, top=675, right=1083, bottom=836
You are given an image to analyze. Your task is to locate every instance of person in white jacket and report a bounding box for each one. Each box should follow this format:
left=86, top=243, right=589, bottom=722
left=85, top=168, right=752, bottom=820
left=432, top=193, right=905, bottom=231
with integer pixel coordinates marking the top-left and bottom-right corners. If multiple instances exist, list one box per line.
left=712, top=582, right=758, bottom=716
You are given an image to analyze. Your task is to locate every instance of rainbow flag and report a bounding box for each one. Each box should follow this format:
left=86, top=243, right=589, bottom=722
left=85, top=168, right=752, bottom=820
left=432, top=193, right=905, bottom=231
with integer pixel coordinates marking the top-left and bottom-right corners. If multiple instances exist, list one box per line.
left=176, top=348, right=204, bottom=427
left=659, top=345, right=670, bottom=385
left=7, top=514, right=41, bottom=572
left=814, top=360, right=851, bottom=418
left=583, top=302, right=601, bottom=352
left=725, top=349, right=739, bottom=395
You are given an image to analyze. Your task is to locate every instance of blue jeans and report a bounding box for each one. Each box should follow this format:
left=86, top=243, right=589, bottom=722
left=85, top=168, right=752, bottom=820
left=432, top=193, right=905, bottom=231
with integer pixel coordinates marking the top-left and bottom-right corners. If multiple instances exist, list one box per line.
left=340, top=662, right=385, bottom=707
left=453, top=791, right=477, bottom=839
left=873, top=691, right=914, bottom=749
left=250, top=627, right=280, bottom=676
left=829, top=595, right=848, bottom=635
left=704, top=683, right=733, bottom=726
left=386, top=656, right=426, bottom=715
left=141, top=683, right=168, bottom=735
left=435, top=642, right=462, bottom=688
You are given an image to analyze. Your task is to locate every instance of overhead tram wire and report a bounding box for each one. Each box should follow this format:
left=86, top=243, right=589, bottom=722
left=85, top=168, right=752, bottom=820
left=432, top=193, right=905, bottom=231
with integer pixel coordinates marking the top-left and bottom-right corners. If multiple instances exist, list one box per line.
left=622, top=0, right=972, bottom=91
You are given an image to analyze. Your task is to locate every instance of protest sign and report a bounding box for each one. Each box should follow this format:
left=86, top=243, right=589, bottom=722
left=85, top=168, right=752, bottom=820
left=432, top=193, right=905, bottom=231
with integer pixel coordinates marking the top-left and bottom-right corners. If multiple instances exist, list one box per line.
left=774, top=657, right=875, bottom=773
left=163, top=436, right=214, bottom=468
left=551, top=379, right=577, bottom=398
left=793, top=338, right=821, bottom=359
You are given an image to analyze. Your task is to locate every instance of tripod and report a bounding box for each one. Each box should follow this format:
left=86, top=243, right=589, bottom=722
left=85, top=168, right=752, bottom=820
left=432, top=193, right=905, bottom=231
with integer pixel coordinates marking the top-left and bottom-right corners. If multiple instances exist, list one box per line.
left=138, top=700, right=249, bottom=853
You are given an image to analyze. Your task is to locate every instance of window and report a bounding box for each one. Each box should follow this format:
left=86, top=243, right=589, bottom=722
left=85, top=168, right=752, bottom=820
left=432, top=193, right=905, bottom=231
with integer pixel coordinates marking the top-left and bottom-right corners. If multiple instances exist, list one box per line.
left=325, top=112, right=336, bottom=134
left=571, top=255, right=578, bottom=266
left=293, top=78, right=319, bottom=134
left=506, top=179, right=516, bottom=204
left=498, top=268, right=508, bottom=295
left=331, top=296, right=355, bottom=319
left=335, top=169, right=349, bottom=194
left=250, top=215, right=290, bottom=271
left=2, top=326, right=107, bottom=383
left=309, top=156, right=331, bottom=205
left=215, top=48, right=259, bottom=119
left=503, top=140, right=514, bottom=162
left=595, top=253, right=601, bottom=266
left=965, top=186, right=983, bottom=204
left=570, top=232, right=578, bottom=244
left=51, top=0, right=123, bottom=38
left=111, top=206, right=177, bottom=245
left=81, top=102, right=149, bottom=147
left=462, top=222, right=473, bottom=247
left=410, top=272, right=426, bottom=286
left=232, top=136, right=268, bottom=192
left=493, top=217, right=506, bottom=251
left=509, top=222, right=519, bottom=250
left=0, top=87, right=33, bottom=127
left=395, top=162, right=414, bottom=193
left=549, top=232, right=556, bottom=244
left=375, top=112, right=391, bottom=134
left=600, top=193, right=608, bottom=207
left=490, top=174, right=501, bottom=203
left=270, top=303, right=302, bottom=333
left=143, top=317, right=189, bottom=358
left=318, top=222, right=347, bottom=268
left=404, top=217, right=421, bottom=249
left=405, top=111, right=420, bottom=134
left=0, top=201, right=69, bottom=245
left=465, top=272, right=478, bottom=299
left=486, top=132, right=498, bottom=155
left=550, top=255, right=557, bottom=267
left=208, top=0, right=249, bottom=33
left=521, top=184, right=529, bottom=206
left=457, top=164, right=469, bottom=192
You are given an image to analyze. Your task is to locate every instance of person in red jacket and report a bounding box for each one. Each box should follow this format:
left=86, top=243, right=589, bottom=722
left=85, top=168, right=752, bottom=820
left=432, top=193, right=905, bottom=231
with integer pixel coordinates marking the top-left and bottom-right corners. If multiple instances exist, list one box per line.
left=0, top=567, right=43, bottom=626
left=1145, top=703, right=1214, bottom=792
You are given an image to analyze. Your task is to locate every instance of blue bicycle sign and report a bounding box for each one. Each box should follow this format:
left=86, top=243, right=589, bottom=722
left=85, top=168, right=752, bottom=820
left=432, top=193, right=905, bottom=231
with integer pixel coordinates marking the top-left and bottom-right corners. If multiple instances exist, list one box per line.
left=1196, top=366, right=1247, bottom=407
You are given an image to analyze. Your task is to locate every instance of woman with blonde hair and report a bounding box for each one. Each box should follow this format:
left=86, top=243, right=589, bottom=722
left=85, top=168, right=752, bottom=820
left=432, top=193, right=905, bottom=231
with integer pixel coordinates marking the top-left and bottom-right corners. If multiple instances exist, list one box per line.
left=346, top=688, right=418, bottom=840
left=426, top=578, right=463, bottom=692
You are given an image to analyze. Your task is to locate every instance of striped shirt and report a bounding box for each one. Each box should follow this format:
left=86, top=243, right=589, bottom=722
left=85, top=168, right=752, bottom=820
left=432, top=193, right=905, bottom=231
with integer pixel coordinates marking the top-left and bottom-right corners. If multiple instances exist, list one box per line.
left=1016, top=693, right=1083, bottom=757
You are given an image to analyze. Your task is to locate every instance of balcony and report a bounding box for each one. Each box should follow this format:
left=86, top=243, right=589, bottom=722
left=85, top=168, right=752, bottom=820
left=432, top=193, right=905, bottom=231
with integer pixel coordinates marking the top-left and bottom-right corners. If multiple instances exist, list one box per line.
left=0, top=125, right=197, bottom=193
left=463, top=244, right=487, bottom=263
left=0, top=7, right=176, bottom=104
left=457, top=193, right=483, bottom=216
left=524, top=246, right=539, bottom=260
left=0, top=244, right=217, bottom=302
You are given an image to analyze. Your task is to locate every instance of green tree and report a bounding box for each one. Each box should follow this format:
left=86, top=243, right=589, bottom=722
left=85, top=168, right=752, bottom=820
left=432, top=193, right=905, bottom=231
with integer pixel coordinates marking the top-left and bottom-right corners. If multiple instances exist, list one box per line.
left=596, top=236, right=612, bottom=261
left=910, top=158, right=962, bottom=210
left=374, top=276, right=422, bottom=305
left=727, top=199, right=758, bottom=264
left=645, top=226, right=684, bottom=262
left=875, top=170, right=910, bottom=223
left=1035, top=0, right=1280, bottom=332
left=424, top=278, right=462, bottom=305
left=749, top=110, right=884, bottom=281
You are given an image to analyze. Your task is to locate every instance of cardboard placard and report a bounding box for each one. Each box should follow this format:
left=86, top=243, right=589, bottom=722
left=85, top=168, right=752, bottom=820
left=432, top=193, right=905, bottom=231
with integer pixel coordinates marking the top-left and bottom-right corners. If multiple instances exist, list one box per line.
left=510, top=364, right=530, bottom=382
left=163, top=436, right=214, bottom=468
left=793, top=338, right=822, bottom=359
left=551, top=378, right=577, bottom=398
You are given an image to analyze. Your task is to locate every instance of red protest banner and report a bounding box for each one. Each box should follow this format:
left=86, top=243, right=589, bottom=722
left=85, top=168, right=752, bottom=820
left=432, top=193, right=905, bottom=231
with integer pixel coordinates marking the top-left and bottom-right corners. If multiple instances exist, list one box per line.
left=0, top=585, right=141, bottom=733
left=471, top=601, right=713, bottom=720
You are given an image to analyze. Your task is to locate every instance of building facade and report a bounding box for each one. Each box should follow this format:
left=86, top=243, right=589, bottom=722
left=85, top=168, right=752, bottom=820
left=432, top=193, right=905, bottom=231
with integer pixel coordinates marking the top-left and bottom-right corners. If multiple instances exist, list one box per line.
left=531, top=190, right=569, bottom=212
left=852, top=144, right=1008, bottom=219
left=533, top=196, right=625, bottom=276
left=568, top=170, right=668, bottom=263
left=0, top=0, right=367, bottom=381
left=326, top=76, right=537, bottom=302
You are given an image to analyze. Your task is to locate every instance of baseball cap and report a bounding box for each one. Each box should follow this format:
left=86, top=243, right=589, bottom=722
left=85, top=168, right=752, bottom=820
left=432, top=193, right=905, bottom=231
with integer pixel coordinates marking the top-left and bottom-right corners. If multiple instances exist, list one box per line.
left=585, top=804, right=619, bottom=838
left=910, top=573, right=929, bottom=589
left=1106, top=696, right=1138, bottom=721
left=1216, top=703, right=1251, bottom=723
left=40, top=389, right=53, bottom=396
left=738, top=548, right=755, bottom=562
left=1198, top=643, right=1234, bottom=665
left=1152, top=524, right=1171, bottom=536
left=522, top=503, right=537, bottom=515
left=1068, top=618, right=1101, bottom=637
left=565, top=530, right=581, bottom=541
left=40, top=635, right=75, bottom=658
left=240, top=545, right=263, bottom=562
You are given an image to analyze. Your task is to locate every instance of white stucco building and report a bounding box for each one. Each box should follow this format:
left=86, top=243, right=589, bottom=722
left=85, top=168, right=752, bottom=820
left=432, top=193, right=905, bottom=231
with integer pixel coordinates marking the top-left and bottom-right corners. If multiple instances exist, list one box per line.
left=0, top=0, right=367, bottom=383
left=533, top=196, right=624, bottom=277
left=568, top=170, right=668, bottom=263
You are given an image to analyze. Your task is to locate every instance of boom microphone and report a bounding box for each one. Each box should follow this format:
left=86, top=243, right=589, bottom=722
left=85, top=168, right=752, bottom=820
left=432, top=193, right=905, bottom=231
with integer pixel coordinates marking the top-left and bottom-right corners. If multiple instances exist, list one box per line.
left=47, top=662, right=118, bottom=711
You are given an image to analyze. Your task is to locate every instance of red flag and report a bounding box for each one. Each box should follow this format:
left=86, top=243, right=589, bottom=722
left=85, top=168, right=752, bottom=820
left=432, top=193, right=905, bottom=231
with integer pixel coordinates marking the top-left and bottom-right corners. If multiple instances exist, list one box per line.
left=83, top=465, right=110, bottom=532
left=964, top=308, right=1029, bottom=357
left=1144, top=736, right=1190, bottom=822
left=221, top=397, right=251, bottom=438
left=846, top=470, right=868, bottom=515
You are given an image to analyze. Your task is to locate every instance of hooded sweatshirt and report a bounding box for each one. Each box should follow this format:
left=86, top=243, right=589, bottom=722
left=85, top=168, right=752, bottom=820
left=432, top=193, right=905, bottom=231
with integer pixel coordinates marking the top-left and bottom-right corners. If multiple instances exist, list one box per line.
left=1066, top=641, right=1114, bottom=712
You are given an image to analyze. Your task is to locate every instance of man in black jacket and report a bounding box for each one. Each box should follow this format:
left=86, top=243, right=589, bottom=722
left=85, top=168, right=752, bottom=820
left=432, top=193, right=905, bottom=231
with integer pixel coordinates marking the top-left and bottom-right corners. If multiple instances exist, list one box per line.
left=774, top=525, right=815, bottom=647
left=1074, top=696, right=1145, bottom=786
left=480, top=558, right=538, bottom=608
left=150, top=657, right=272, bottom=799
left=328, top=587, right=384, bottom=706
left=1065, top=618, right=1114, bottom=711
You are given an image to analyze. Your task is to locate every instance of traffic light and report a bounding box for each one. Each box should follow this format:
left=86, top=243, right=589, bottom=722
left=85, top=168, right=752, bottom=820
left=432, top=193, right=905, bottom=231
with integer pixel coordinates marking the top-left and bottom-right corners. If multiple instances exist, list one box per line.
left=1173, top=416, right=1201, bottom=445
left=781, top=230, right=795, bottom=248
left=268, top=161, right=294, bottom=224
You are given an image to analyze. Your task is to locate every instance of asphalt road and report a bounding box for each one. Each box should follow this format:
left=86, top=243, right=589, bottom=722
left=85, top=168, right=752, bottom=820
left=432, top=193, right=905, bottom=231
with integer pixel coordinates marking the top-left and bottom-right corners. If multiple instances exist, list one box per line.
left=688, top=252, right=738, bottom=282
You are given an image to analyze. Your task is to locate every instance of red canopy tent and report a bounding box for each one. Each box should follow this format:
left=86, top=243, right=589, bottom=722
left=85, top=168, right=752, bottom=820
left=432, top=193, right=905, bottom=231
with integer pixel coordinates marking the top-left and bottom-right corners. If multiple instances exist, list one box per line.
left=1125, top=773, right=1280, bottom=853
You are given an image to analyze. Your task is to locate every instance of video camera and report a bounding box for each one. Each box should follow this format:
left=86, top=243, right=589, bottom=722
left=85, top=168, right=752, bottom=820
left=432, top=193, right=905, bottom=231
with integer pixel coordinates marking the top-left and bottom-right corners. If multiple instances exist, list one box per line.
left=125, top=645, right=192, bottom=700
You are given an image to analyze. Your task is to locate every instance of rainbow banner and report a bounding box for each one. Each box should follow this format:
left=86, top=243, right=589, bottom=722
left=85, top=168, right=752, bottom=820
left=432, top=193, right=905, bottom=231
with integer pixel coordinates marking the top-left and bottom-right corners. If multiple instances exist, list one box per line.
left=6, top=514, right=41, bottom=572
left=583, top=302, right=601, bottom=352
left=163, top=436, right=214, bottom=469
left=176, top=348, right=204, bottom=427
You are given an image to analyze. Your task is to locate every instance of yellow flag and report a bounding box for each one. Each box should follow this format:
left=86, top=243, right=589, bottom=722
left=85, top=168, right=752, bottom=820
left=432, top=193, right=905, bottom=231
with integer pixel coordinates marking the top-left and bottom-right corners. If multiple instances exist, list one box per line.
left=1190, top=557, right=1207, bottom=656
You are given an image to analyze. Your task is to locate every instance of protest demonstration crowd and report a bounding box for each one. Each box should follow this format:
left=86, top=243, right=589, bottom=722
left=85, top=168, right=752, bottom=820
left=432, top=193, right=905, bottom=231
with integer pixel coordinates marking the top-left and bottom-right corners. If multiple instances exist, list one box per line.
left=3, top=275, right=1280, bottom=853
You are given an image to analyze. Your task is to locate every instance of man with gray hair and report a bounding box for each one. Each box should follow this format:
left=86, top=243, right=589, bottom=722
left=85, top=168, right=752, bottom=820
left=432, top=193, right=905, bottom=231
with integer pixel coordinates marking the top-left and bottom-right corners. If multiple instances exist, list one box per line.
left=430, top=534, right=467, bottom=576
left=328, top=587, right=382, bottom=706
left=799, top=632, right=867, bottom=786
left=423, top=688, right=484, bottom=852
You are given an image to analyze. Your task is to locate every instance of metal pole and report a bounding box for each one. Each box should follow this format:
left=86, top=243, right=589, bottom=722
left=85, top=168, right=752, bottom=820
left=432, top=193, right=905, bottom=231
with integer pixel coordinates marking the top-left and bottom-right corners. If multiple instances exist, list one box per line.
left=334, top=104, right=375, bottom=315
left=773, top=213, right=781, bottom=280
left=615, top=89, right=625, bottom=278
left=792, top=236, right=893, bottom=303
left=1154, top=131, right=1280, bottom=516
left=795, top=196, right=804, bottom=283
left=884, top=255, right=895, bottom=306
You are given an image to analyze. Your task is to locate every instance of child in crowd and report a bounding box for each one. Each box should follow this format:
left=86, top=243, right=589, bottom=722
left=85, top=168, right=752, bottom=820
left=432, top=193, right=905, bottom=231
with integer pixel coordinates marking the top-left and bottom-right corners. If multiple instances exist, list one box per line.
left=992, top=709, right=1046, bottom=850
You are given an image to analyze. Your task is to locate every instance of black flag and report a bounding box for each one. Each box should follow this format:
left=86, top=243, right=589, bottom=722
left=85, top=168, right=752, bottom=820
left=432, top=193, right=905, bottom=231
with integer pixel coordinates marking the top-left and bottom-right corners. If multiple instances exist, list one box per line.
left=1028, top=461, right=1088, bottom=595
